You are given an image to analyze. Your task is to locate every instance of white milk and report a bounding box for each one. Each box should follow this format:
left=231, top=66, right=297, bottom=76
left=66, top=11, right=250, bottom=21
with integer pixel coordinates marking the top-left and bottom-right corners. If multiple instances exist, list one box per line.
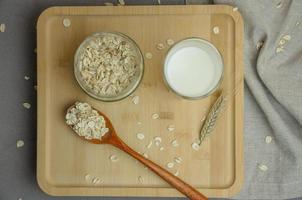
left=164, top=39, right=223, bottom=98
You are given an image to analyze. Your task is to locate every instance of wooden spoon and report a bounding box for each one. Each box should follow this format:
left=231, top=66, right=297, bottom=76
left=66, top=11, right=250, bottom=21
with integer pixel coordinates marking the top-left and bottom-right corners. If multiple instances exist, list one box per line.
left=67, top=105, right=208, bottom=200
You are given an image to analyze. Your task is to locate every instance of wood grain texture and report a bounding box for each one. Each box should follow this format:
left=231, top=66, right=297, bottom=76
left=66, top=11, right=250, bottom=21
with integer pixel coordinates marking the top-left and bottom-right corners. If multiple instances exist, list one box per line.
left=37, top=5, right=244, bottom=198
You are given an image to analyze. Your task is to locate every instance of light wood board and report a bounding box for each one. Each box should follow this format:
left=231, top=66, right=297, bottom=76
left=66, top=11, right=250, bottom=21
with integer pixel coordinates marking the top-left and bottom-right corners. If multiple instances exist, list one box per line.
left=37, top=5, right=244, bottom=198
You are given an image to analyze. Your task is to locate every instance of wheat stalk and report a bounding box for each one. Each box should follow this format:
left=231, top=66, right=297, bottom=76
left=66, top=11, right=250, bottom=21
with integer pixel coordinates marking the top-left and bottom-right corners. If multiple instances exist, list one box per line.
left=198, top=92, right=227, bottom=145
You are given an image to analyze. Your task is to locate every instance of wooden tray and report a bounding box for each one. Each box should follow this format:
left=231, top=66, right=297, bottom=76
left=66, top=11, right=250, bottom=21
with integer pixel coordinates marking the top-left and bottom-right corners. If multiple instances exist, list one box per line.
left=37, top=5, right=244, bottom=198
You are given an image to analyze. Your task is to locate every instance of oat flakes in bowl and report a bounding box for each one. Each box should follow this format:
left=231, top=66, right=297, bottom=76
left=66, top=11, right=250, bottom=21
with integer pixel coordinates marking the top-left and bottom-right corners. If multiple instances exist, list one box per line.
left=74, top=32, right=144, bottom=101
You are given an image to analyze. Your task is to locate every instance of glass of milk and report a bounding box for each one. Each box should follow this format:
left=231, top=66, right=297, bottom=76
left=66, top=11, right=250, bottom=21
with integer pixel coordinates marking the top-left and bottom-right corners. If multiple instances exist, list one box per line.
left=163, top=38, right=223, bottom=99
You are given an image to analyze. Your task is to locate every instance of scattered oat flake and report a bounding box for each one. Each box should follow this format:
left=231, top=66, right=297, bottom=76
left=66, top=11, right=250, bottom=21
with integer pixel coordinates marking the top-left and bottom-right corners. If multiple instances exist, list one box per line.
left=137, top=121, right=142, bottom=125
left=0, top=23, right=5, bottom=32
left=191, top=142, right=200, bottom=151
left=138, top=176, right=144, bottom=183
left=276, top=1, right=282, bottom=8
left=62, top=18, right=71, bottom=28
left=18, top=198, right=22, bottom=200
left=296, top=22, right=300, bottom=26
left=132, top=95, right=139, bottom=104
left=232, top=7, right=238, bottom=11
left=174, top=157, right=182, bottom=164
left=283, top=34, right=291, bottom=40
left=167, top=124, right=175, bottom=132
left=24, top=76, right=30, bottom=80
left=159, top=147, right=164, bottom=151
left=213, top=26, right=220, bottom=34
left=166, top=162, right=174, bottom=169
left=146, top=141, right=153, bottom=149
left=174, top=170, right=180, bottom=176
left=22, top=102, right=31, bottom=109
left=17, top=140, right=24, bottom=148
left=276, top=47, right=284, bottom=53
left=143, top=153, right=148, bottom=158
left=109, top=154, right=118, bottom=162
left=171, top=139, right=179, bottom=147
left=118, top=0, right=125, bottom=5
left=154, top=136, right=162, bottom=143
left=265, top=136, right=272, bottom=144
left=145, top=52, right=153, bottom=59
left=85, top=174, right=91, bottom=181
left=279, top=39, right=286, bottom=45
left=258, top=164, right=268, bottom=171
left=166, top=39, right=174, bottom=46
left=152, top=113, right=159, bottom=119
left=136, top=133, right=145, bottom=140
left=157, top=0, right=161, bottom=4
left=156, top=43, right=165, bottom=50
left=92, top=177, right=101, bottom=184
left=256, top=41, right=264, bottom=50
left=104, top=2, right=114, bottom=6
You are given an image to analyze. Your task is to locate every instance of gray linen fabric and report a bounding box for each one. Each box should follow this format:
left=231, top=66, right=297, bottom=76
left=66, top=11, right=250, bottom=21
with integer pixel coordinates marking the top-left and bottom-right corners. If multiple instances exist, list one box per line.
left=0, top=0, right=302, bottom=200
left=188, top=0, right=302, bottom=199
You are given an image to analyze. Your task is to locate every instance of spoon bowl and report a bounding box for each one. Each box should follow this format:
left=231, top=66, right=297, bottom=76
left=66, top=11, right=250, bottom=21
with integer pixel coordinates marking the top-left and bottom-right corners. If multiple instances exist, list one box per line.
left=66, top=103, right=207, bottom=200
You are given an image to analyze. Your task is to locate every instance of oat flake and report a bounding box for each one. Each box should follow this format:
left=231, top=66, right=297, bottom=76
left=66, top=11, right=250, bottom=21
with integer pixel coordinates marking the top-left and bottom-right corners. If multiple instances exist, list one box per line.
left=152, top=113, right=159, bottom=119
left=136, top=133, right=145, bottom=140
left=276, top=1, right=282, bottom=8
left=22, top=102, right=31, bottom=109
left=0, top=23, right=5, bottom=32
left=265, top=136, right=272, bottom=144
left=132, top=95, right=139, bottom=104
left=174, top=170, right=180, bottom=176
left=258, top=164, right=268, bottom=171
left=143, top=153, right=148, bottom=158
left=279, top=39, right=286, bottom=45
left=92, top=177, right=101, bottom=184
left=191, top=142, right=200, bottom=151
left=256, top=41, right=264, bottom=50
left=62, top=18, right=71, bottom=27
left=171, top=139, right=179, bottom=147
left=174, top=157, right=182, bottom=164
left=109, top=154, right=118, bottom=162
left=159, top=147, right=164, bottom=151
left=232, top=7, right=238, bottom=12
left=283, top=34, right=291, bottom=40
left=138, top=176, right=144, bottom=183
left=145, top=52, right=153, bottom=59
left=156, top=43, right=165, bottom=50
left=276, top=47, right=284, bottom=53
left=146, top=141, right=153, bottom=149
left=17, top=140, right=24, bottom=148
left=166, top=162, right=174, bottom=169
left=154, top=136, right=162, bottom=143
left=166, top=39, right=174, bottom=46
left=213, top=26, right=220, bottom=34
left=157, top=0, right=161, bottom=4
left=85, top=174, right=91, bottom=181
left=24, top=76, right=30, bottom=80
left=167, top=124, right=175, bottom=132
left=118, top=0, right=125, bottom=5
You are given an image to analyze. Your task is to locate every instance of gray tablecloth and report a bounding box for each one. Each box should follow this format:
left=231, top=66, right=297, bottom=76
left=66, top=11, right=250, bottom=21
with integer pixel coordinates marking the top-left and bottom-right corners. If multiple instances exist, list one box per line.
left=1, top=0, right=302, bottom=200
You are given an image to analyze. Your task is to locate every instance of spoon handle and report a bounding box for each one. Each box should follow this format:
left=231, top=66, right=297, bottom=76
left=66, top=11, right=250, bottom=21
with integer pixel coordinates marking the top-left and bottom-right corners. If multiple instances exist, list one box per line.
left=110, top=138, right=208, bottom=200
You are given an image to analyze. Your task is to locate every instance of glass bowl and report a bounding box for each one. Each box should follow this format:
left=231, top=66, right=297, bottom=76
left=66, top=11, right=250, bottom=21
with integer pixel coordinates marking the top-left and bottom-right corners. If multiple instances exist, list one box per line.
left=74, top=32, right=144, bottom=102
